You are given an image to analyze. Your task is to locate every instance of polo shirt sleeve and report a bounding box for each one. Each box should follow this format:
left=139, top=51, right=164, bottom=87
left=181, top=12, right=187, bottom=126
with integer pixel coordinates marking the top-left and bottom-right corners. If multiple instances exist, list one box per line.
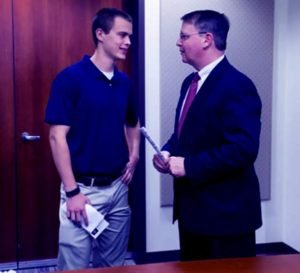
left=45, top=70, right=78, bottom=126
left=125, top=84, right=139, bottom=127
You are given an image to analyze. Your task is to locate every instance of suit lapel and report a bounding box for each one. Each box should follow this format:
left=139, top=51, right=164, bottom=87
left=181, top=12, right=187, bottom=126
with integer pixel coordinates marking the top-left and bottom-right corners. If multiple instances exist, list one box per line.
left=176, top=58, right=231, bottom=136
left=190, top=58, right=231, bottom=107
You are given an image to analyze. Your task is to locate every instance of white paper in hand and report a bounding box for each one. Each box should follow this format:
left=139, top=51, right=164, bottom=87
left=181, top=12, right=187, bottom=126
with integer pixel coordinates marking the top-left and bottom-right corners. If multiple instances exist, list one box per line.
left=140, top=127, right=165, bottom=161
left=82, top=204, right=109, bottom=239
left=61, top=203, right=109, bottom=239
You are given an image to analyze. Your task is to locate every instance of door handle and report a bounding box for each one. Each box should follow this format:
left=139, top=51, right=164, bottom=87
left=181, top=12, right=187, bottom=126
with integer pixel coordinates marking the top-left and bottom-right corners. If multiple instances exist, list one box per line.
left=21, top=132, right=41, bottom=142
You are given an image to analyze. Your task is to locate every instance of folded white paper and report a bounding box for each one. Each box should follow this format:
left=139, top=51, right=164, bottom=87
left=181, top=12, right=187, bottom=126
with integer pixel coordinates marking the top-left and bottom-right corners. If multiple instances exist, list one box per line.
left=61, top=203, right=109, bottom=239
left=82, top=204, right=109, bottom=239
left=140, top=127, right=165, bottom=161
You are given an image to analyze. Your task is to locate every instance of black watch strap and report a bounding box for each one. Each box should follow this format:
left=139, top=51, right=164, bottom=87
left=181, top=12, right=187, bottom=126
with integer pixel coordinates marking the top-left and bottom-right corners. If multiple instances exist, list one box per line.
left=65, top=186, right=80, bottom=198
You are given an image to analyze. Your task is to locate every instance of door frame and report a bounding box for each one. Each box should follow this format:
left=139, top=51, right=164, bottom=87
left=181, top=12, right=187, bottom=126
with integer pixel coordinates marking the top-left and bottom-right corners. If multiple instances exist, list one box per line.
left=125, top=0, right=147, bottom=262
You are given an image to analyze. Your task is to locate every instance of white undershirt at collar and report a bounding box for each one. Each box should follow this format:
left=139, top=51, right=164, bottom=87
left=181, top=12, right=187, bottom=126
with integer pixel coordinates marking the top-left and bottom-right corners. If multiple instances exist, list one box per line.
left=101, top=70, right=114, bottom=80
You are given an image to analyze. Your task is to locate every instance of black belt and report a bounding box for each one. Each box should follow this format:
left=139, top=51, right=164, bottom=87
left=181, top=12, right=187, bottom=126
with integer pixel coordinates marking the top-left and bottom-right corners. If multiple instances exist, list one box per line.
left=75, top=174, right=120, bottom=187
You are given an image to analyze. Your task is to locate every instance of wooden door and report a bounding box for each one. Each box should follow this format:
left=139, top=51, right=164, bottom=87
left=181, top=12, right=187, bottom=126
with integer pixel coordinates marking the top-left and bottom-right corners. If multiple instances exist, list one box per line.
left=0, top=0, right=17, bottom=264
left=1, top=0, right=127, bottom=263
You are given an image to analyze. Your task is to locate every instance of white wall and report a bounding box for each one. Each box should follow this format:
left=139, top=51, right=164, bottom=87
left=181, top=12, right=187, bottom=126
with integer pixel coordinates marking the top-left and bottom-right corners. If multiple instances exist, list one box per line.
left=278, top=0, right=300, bottom=249
left=144, top=0, right=300, bottom=252
left=144, top=0, right=179, bottom=252
left=255, top=0, right=287, bottom=244
left=257, top=0, right=300, bottom=249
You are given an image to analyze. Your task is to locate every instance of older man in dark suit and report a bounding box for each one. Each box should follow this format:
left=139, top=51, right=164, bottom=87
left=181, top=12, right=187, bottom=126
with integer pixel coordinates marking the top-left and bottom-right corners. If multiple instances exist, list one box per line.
left=153, top=10, right=262, bottom=261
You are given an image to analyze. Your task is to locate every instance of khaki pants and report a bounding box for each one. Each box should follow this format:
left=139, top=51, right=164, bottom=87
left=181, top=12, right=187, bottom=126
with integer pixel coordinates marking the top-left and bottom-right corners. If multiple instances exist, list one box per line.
left=57, top=178, right=131, bottom=270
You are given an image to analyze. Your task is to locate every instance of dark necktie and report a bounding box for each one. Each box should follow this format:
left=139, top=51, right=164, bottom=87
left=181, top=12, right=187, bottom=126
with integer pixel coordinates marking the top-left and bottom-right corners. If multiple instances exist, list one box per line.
left=177, top=73, right=200, bottom=137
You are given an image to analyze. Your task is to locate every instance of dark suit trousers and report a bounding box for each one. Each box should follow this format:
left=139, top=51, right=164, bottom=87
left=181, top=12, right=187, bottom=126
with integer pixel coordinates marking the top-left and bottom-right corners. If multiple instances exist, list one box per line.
left=178, top=223, right=256, bottom=261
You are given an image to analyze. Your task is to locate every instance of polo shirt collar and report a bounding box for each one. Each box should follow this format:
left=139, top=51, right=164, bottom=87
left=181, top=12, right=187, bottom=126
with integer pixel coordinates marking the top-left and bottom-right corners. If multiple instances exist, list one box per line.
left=81, top=55, right=121, bottom=82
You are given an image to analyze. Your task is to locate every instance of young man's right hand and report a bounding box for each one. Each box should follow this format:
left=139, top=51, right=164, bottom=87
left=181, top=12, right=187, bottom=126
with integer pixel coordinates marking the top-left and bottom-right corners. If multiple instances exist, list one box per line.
left=66, top=192, right=91, bottom=226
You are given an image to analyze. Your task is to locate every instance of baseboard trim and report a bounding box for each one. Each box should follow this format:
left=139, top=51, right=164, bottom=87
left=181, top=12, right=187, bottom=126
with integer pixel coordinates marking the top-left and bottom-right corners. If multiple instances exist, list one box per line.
left=0, top=252, right=135, bottom=271
left=134, top=250, right=180, bottom=264
left=256, top=242, right=298, bottom=256
left=1, top=242, right=298, bottom=270
left=0, top=258, right=57, bottom=271
left=135, top=242, right=299, bottom=264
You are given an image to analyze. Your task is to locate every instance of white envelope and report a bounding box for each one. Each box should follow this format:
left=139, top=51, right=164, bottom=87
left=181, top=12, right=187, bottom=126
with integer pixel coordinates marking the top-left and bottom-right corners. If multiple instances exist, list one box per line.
left=61, top=203, right=109, bottom=239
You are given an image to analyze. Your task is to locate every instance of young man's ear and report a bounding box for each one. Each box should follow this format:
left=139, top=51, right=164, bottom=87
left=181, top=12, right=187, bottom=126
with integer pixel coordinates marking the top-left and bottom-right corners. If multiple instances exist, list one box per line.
left=95, top=28, right=105, bottom=42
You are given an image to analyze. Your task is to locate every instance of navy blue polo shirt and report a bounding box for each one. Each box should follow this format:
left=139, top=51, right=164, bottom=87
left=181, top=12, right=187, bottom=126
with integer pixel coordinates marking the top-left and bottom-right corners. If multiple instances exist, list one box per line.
left=45, top=55, right=138, bottom=176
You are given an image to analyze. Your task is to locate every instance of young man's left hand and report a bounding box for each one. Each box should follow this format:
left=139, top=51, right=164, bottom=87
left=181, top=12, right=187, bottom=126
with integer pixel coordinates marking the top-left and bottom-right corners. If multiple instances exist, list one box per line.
left=122, top=156, right=139, bottom=185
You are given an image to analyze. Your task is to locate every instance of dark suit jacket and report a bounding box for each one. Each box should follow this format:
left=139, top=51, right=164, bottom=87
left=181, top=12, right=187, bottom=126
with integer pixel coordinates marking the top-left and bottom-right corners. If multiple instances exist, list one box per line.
left=163, top=57, right=262, bottom=236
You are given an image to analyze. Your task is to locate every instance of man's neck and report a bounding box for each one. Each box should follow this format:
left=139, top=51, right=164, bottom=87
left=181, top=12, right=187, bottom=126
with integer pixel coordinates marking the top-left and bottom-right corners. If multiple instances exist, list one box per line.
left=195, top=50, right=224, bottom=71
left=90, top=49, right=115, bottom=72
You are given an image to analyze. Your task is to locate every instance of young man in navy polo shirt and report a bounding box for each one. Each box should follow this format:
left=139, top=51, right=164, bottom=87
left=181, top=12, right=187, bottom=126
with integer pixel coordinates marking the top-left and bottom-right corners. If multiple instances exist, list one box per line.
left=45, top=8, right=140, bottom=270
